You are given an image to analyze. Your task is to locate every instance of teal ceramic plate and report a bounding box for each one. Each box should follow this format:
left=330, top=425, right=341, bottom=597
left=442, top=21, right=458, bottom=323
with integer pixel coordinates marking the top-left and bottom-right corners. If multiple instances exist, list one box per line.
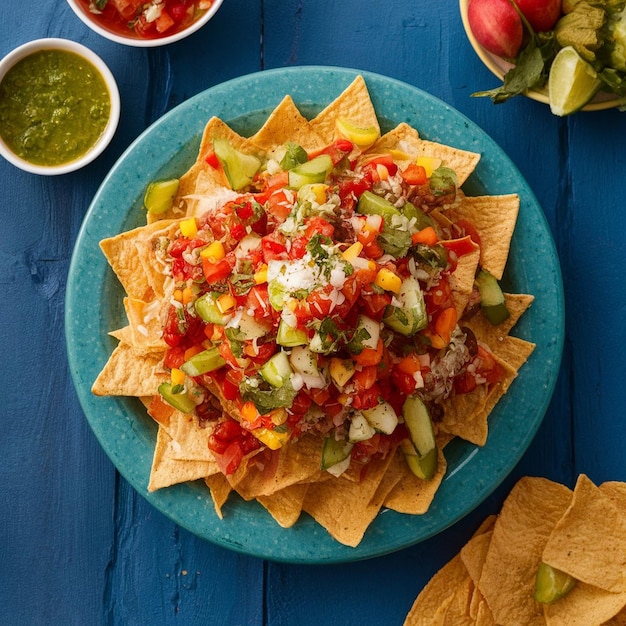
left=66, top=66, right=564, bottom=563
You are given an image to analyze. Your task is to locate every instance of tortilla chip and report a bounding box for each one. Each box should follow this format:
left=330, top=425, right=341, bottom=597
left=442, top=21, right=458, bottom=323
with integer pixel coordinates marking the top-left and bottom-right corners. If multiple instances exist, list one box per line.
left=543, top=474, right=626, bottom=593
left=122, top=297, right=168, bottom=353
left=439, top=384, right=490, bottom=445
left=461, top=530, right=494, bottom=586
left=404, top=553, right=474, bottom=625
left=309, top=75, right=380, bottom=144
left=384, top=446, right=447, bottom=514
left=204, top=473, right=232, bottom=519
left=543, top=582, right=626, bottom=626
left=302, top=451, right=395, bottom=547
left=92, top=342, right=167, bottom=397
left=173, top=117, right=244, bottom=206
left=449, top=243, right=480, bottom=318
left=477, top=477, right=573, bottom=625
left=249, top=95, right=327, bottom=153
left=228, top=434, right=323, bottom=500
left=99, top=224, right=159, bottom=300
left=148, top=427, right=217, bottom=491
left=168, top=412, right=218, bottom=464
left=257, top=482, right=309, bottom=528
left=449, top=193, right=520, bottom=280
left=372, top=122, right=481, bottom=186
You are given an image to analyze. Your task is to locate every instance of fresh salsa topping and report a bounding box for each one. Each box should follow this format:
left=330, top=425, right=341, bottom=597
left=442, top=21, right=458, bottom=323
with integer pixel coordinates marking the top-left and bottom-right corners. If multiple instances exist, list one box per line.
left=151, top=135, right=506, bottom=477
left=93, top=77, right=534, bottom=547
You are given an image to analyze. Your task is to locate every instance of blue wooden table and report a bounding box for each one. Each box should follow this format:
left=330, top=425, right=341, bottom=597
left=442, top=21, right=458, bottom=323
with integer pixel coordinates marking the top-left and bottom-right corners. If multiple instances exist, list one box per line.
left=2, top=1, right=625, bottom=624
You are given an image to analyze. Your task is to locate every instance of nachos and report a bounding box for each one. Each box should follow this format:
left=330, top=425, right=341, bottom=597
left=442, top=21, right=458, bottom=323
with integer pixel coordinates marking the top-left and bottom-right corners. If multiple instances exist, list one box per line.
left=92, top=76, right=535, bottom=547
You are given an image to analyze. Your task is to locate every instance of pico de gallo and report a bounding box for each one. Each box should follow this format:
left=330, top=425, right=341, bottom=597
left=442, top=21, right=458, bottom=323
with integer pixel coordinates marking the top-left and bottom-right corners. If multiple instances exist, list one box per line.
left=80, top=0, right=213, bottom=39
left=149, top=134, right=509, bottom=479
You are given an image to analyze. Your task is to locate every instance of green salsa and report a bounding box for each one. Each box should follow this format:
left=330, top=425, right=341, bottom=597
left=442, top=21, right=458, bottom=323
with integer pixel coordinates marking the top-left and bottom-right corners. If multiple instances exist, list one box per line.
left=0, top=49, right=111, bottom=167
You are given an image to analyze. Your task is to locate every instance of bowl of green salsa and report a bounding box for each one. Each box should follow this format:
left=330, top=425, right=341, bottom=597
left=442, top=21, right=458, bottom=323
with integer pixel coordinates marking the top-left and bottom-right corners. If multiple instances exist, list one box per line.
left=0, top=38, right=120, bottom=175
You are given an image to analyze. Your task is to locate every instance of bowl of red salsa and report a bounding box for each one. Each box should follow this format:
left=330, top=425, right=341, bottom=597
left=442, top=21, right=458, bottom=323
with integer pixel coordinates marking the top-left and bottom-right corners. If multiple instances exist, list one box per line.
left=66, top=0, right=224, bottom=46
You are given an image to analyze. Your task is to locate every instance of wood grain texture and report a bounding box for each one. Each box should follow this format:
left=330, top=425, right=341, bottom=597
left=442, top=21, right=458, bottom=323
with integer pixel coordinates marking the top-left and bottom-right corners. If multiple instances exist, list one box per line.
left=2, top=0, right=625, bottom=623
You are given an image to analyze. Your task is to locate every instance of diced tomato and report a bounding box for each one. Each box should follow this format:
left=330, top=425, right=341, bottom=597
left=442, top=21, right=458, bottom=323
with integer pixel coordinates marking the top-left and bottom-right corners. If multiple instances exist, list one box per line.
left=401, top=163, right=428, bottom=185
left=290, top=391, right=312, bottom=416
left=163, top=346, right=186, bottom=369
left=361, top=154, right=398, bottom=180
left=155, top=9, right=176, bottom=32
left=351, top=383, right=381, bottom=410
left=202, top=257, right=232, bottom=283
left=262, top=232, right=288, bottom=262
left=205, top=150, right=220, bottom=168
left=308, top=387, right=331, bottom=406
left=454, top=218, right=482, bottom=249
left=392, top=368, right=417, bottom=396
left=304, top=216, right=335, bottom=240
left=424, top=276, right=454, bottom=313
left=306, top=287, right=334, bottom=319
left=308, top=139, right=353, bottom=165
left=337, top=178, right=370, bottom=206
left=353, top=365, right=378, bottom=391
left=359, top=291, right=392, bottom=321
left=440, top=235, right=479, bottom=259
left=353, top=338, right=384, bottom=367
left=264, top=188, right=292, bottom=222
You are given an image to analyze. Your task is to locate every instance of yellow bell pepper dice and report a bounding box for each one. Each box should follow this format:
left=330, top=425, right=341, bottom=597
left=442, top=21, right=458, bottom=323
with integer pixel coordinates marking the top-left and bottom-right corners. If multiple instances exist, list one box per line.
left=170, top=368, right=186, bottom=386
left=335, top=117, right=380, bottom=148
left=252, top=426, right=291, bottom=450
left=374, top=268, right=402, bottom=293
left=201, top=240, right=226, bottom=262
left=415, top=156, right=442, bottom=178
left=179, top=217, right=198, bottom=238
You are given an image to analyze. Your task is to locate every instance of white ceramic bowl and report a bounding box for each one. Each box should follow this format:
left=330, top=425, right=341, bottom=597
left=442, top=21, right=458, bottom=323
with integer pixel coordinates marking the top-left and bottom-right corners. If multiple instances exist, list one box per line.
left=0, top=38, right=120, bottom=175
left=459, top=0, right=626, bottom=111
left=66, top=0, right=224, bottom=47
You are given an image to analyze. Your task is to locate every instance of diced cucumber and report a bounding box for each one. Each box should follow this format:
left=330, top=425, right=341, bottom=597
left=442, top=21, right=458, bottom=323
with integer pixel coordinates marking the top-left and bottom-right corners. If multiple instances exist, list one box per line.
left=400, top=439, right=438, bottom=481
left=362, top=401, right=399, bottom=435
left=213, top=137, right=261, bottom=191
left=321, top=435, right=354, bottom=470
left=348, top=412, right=376, bottom=442
left=267, top=279, right=287, bottom=311
left=180, top=347, right=226, bottom=377
left=402, top=201, right=433, bottom=231
left=475, top=269, right=510, bottom=325
left=238, top=312, right=271, bottom=340
left=288, top=154, right=333, bottom=189
left=279, top=142, right=308, bottom=170
left=158, top=382, right=196, bottom=413
left=401, top=395, right=437, bottom=480
left=195, top=292, right=230, bottom=325
left=356, top=190, right=401, bottom=221
left=276, top=319, right=308, bottom=347
left=288, top=345, right=319, bottom=378
left=259, top=351, right=293, bottom=388
left=348, top=314, right=380, bottom=353
left=383, top=276, right=427, bottom=336
left=144, top=179, right=180, bottom=214
left=534, top=562, right=577, bottom=604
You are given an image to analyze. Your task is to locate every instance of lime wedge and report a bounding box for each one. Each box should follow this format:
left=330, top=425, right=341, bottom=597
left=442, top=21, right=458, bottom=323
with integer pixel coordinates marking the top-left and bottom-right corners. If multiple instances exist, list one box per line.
left=144, top=178, right=179, bottom=214
left=548, top=46, right=602, bottom=116
left=533, top=562, right=577, bottom=604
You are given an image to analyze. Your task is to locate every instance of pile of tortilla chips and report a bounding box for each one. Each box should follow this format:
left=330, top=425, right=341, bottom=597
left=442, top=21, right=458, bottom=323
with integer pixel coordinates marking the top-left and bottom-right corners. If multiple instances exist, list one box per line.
left=404, top=474, right=626, bottom=625
left=92, top=76, right=536, bottom=547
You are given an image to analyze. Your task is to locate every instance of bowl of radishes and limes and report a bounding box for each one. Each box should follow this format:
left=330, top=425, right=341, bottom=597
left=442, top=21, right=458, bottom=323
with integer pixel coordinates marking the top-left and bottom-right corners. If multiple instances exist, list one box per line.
left=460, top=0, right=626, bottom=114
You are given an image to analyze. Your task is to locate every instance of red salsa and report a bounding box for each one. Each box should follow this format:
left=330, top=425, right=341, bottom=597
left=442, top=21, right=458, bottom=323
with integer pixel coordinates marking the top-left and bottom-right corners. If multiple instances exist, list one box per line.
left=78, top=0, right=213, bottom=39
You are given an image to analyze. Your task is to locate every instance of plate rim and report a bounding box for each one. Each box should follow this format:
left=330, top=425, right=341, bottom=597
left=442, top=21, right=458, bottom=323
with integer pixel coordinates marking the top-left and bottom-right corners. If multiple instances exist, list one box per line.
left=66, top=65, right=565, bottom=563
